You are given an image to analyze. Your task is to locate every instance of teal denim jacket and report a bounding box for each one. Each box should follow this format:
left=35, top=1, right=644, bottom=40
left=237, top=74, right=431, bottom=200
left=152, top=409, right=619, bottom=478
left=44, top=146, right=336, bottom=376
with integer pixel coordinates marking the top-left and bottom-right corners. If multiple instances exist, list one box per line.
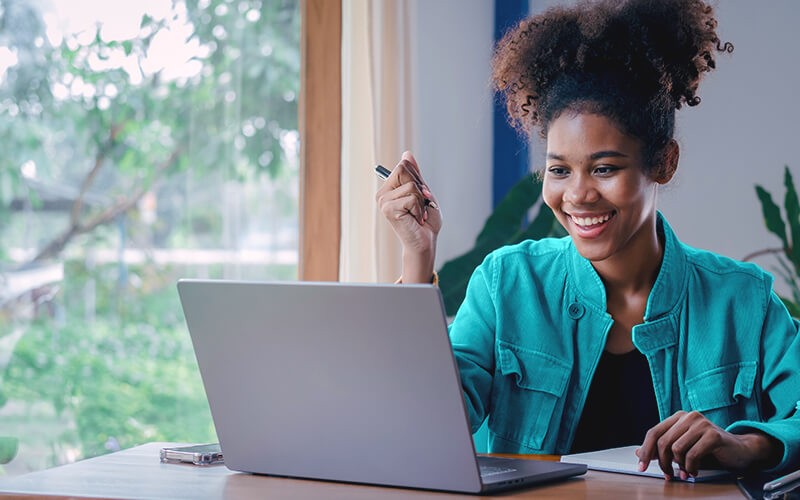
left=449, top=214, right=800, bottom=472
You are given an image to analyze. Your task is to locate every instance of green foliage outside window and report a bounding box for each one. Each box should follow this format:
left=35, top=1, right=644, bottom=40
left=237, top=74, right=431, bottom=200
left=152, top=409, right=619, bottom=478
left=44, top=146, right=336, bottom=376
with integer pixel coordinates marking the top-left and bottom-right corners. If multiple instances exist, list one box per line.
left=0, top=0, right=300, bottom=474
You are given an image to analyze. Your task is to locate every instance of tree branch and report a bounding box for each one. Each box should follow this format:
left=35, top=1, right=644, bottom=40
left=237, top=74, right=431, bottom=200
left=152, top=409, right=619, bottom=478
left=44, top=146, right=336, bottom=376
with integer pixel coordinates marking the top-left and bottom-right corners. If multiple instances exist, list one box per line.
left=33, top=148, right=181, bottom=263
left=81, top=149, right=179, bottom=232
left=70, top=123, right=125, bottom=224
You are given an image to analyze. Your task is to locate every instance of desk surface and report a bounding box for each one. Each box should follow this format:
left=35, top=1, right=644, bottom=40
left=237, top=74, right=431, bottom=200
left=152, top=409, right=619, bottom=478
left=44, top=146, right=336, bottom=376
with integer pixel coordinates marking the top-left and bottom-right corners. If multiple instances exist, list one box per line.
left=0, top=443, right=744, bottom=499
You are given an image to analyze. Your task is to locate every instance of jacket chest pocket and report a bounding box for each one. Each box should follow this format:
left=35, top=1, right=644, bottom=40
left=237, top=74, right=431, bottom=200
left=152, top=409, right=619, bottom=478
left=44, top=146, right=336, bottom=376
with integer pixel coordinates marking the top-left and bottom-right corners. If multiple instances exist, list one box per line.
left=685, top=361, right=759, bottom=425
left=489, top=342, right=570, bottom=451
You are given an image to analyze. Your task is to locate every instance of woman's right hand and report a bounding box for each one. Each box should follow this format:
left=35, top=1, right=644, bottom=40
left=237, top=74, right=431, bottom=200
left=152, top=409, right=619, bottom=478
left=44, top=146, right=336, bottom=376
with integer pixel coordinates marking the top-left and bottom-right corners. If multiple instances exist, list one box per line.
left=375, top=151, right=442, bottom=283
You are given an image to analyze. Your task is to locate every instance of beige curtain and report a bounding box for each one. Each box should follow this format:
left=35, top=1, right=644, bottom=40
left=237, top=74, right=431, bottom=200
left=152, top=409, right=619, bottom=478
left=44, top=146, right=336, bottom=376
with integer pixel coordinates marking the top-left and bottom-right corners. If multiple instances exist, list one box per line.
left=340, top=0, right=414, bottom=282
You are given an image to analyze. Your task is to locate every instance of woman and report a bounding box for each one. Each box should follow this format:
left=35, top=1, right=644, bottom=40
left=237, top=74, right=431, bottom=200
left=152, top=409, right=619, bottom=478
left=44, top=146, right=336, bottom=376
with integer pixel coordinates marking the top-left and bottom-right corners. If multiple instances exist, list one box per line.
left=376, top=0, right=800, bottom=480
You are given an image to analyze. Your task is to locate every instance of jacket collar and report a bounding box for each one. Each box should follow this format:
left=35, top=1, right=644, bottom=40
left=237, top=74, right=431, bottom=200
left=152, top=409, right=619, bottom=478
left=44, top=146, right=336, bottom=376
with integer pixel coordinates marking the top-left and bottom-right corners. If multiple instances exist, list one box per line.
left=568, top=212, right=688, bottom=322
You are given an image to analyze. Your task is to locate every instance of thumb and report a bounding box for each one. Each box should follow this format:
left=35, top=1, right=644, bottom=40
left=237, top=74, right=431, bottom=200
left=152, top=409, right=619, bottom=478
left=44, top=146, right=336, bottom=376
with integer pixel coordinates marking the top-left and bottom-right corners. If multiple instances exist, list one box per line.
left=402, top=150, right=419, bottom=170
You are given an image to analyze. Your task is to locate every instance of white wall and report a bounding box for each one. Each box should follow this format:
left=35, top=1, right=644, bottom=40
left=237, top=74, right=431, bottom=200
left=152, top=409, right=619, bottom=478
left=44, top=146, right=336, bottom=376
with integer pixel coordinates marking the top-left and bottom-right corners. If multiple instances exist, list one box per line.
left=412, top=1, right=800, bottom=289
left=409, top=0, right=495, bottom=267
left=661, top=2, right=800, bottom=272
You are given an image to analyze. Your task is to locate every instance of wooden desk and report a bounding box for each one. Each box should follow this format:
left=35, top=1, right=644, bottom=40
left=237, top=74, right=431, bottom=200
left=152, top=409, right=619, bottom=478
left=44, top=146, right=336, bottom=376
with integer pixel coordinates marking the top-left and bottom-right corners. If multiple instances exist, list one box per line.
left=0, top=443, right=744, bottom=499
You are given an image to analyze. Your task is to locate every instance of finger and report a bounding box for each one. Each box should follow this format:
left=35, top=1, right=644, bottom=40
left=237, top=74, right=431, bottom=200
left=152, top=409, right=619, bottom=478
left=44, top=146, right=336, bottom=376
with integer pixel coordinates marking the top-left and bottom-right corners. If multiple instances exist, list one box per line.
left=380, top=156, right=442, bottom=229
left=379, top=182, right=430, bottom=225
left=381, top=161, right=414, bottom=190
left=654, top=412, right=701, bottom=478
left=397, top=153, right=441, bottom=211
left=669, top=426, right=705, bottom=474
left=656, top=437, right=676, bottom=479
left=393, top=162, right=438, bottom=213
left=421, top=185, right=440, bottom=211
left=392, top=163, right=431, bottom=208
left=638, top=412, right=683, bottom=470
left=402, top=150, right=419, bottom=170
left=383, top=180, right=429, bottom=210
left=382, top=193, right=426, bottom=226
left=420, top=187, right=442, bottom=227
left=396, top=153, right=430, bottom=192
left=666, top=412, right=707, bottom=465
left=402, top=164, right=427, bottom=194
left=377, top=165, right=423, bottom=201
left=379, top=183, right=441, bottom=234
left=683, top=430, right=723, bottom=476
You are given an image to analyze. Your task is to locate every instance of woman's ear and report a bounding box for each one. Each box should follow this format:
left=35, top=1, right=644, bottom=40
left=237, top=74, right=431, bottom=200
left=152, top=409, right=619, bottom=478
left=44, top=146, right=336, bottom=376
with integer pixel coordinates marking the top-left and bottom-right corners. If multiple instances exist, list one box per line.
left=654, top=140, right=679, bottom=184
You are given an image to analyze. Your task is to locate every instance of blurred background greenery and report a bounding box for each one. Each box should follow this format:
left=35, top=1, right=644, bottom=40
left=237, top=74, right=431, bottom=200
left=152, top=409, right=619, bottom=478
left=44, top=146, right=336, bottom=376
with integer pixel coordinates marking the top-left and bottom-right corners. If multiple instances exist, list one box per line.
left=0, top=0, right=299, bottom=474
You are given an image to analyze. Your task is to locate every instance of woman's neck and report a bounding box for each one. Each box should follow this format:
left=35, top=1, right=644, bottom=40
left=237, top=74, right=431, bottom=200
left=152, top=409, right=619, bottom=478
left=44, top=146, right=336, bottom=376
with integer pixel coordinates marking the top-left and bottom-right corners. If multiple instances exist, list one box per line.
left=592, top=215, right=664, bottom=297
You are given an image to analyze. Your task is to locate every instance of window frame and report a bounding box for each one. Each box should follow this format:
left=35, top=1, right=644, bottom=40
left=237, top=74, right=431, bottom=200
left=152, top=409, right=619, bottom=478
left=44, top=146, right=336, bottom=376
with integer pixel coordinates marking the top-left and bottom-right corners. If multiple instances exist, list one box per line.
left=299, top=0, right=342, bottom=281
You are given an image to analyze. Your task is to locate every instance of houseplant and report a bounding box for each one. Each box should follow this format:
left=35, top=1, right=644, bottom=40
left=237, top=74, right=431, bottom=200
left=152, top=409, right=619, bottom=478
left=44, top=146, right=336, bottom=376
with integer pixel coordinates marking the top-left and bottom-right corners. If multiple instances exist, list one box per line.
left=749, top=165, right=800, bottom=318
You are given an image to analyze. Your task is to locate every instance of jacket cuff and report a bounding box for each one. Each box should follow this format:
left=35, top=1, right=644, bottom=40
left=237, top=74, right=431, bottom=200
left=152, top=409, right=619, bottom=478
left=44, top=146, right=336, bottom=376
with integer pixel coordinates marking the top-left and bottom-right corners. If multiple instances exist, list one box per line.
left=727, top=418, right=800, bottom=473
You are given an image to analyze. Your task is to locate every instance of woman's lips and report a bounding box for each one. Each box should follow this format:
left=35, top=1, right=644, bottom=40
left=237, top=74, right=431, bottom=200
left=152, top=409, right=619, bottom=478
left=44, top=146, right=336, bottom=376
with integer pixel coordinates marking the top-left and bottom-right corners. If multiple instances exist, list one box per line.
left=567, top=211, right=615, bottom=237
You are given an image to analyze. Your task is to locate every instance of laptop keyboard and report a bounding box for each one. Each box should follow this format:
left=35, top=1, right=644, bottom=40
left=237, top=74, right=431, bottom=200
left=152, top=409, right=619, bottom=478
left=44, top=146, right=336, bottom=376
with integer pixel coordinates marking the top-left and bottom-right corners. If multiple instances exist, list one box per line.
left=480, top=465, right=518, bottom=477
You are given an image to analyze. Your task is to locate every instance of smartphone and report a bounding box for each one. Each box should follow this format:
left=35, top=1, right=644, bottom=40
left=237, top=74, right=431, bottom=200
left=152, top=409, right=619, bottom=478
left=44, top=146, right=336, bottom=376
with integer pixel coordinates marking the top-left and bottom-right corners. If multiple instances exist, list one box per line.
left=159, top=443, right=223, bottom=465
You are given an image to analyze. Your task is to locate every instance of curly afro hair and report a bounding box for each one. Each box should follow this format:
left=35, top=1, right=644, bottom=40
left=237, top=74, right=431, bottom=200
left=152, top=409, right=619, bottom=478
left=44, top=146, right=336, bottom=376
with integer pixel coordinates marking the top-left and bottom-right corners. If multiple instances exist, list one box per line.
left=492, top=0, right=733, bottom=172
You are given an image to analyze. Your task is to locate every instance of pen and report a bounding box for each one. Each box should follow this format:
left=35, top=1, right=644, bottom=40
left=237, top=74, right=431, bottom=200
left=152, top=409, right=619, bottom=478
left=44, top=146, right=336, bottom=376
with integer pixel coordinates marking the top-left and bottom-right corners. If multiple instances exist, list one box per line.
left=374, top=165, right=439, bottom=209
left=764, top=467, right=800, bottom=491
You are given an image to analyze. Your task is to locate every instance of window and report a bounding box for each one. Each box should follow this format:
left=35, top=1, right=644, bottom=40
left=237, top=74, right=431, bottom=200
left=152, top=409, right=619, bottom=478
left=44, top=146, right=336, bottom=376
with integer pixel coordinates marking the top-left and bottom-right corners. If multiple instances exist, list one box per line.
left=0, top=0, right=300, bottom=474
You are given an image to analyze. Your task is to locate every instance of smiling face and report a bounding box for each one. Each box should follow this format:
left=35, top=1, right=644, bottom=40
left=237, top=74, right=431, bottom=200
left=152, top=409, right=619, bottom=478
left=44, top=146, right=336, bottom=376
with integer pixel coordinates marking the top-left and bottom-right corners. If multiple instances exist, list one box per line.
left=542, top=112, right=669, bottom=265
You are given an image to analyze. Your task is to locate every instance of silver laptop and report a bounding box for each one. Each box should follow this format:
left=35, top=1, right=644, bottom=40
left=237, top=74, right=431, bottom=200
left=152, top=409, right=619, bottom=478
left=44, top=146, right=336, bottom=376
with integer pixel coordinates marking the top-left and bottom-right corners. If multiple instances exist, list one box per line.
left=177, top=279, right=586, bottom=494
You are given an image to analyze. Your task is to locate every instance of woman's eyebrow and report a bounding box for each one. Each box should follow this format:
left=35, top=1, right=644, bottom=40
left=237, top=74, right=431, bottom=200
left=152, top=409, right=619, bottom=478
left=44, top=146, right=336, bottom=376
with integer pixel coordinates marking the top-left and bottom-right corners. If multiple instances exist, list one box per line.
left=546, top=150, right=629, bottom=161
left=590, top=150, right=628, bottom=160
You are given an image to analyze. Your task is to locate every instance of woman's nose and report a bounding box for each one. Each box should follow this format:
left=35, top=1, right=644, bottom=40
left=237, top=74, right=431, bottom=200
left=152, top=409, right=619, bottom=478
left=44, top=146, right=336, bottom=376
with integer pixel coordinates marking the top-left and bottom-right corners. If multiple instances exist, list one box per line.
left=564, top=176, right=600, bottom=205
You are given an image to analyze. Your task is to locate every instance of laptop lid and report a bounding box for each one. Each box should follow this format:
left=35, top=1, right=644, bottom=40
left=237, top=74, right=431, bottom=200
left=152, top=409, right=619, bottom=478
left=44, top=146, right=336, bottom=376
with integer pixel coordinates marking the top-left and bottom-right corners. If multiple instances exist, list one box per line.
left=177, top=280, right=585, bottom=493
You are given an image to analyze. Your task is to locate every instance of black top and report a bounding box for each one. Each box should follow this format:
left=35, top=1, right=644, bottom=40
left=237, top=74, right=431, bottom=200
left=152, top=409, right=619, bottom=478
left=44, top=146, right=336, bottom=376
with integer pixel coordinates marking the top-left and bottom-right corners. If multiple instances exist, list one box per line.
left=569, top=348, right=660, bottom=454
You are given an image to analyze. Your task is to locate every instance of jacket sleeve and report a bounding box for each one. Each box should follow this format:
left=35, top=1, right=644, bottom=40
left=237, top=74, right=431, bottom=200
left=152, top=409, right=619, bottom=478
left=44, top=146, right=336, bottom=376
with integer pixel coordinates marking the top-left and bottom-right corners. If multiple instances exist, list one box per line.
left=447, top=255, right=498, bottom=434
left=726, top=290, right=800, bottom=473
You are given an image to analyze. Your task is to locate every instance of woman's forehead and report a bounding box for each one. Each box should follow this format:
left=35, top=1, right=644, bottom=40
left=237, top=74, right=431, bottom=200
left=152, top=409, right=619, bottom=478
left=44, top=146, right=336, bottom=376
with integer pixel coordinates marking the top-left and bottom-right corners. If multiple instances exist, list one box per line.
left=546, top=113, right=643, bottom=153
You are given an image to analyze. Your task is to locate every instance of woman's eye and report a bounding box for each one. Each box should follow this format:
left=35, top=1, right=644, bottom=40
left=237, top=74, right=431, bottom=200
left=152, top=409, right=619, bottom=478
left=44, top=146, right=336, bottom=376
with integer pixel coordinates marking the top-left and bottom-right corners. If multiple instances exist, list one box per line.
left=547, top=166, right=569, bottom=177
left=594, top=165, right=619, bottom=175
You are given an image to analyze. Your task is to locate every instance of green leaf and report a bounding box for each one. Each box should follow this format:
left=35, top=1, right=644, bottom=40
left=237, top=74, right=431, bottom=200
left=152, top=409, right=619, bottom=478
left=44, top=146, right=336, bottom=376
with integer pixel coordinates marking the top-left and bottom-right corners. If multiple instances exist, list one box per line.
left=511, top=203, right=557, bottom=244
left=783, top=167, right=800, bottom=268
left=474, top=174, right=541, bottom=248
left=778, top=295, right=800, bottom=319
left=0, top=437, right=18, bottom=465
left=755, top=185, right=787, bottom=248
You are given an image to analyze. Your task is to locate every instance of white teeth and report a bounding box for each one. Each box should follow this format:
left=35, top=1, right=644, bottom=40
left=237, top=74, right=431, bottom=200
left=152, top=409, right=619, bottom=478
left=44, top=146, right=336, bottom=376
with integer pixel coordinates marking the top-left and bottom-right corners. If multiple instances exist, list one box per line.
left=572, top=213, right=611, bottom=227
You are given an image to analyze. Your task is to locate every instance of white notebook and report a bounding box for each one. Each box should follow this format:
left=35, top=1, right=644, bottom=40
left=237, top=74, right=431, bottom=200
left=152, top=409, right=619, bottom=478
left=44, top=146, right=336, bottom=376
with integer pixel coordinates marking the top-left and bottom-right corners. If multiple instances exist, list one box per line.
left=560, top=445, right=730, bottom=483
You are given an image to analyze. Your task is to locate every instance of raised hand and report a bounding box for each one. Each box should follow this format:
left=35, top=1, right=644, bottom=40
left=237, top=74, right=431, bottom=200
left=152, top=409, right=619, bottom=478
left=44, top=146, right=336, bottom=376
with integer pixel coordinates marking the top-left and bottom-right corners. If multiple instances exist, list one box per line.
left=375, top=151, right=442, bottom=283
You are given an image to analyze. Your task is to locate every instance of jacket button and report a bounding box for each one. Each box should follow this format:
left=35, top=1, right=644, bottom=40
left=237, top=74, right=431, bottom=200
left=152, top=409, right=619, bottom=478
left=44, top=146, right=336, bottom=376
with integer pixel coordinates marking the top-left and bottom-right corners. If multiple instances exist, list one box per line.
left=568, top=303, right=584, bottom=319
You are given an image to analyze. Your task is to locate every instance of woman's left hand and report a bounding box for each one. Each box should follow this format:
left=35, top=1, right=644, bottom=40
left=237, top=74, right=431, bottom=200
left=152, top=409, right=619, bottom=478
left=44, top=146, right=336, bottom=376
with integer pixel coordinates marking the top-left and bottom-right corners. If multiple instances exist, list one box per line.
left=636, top=410, right=782, bottom=480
